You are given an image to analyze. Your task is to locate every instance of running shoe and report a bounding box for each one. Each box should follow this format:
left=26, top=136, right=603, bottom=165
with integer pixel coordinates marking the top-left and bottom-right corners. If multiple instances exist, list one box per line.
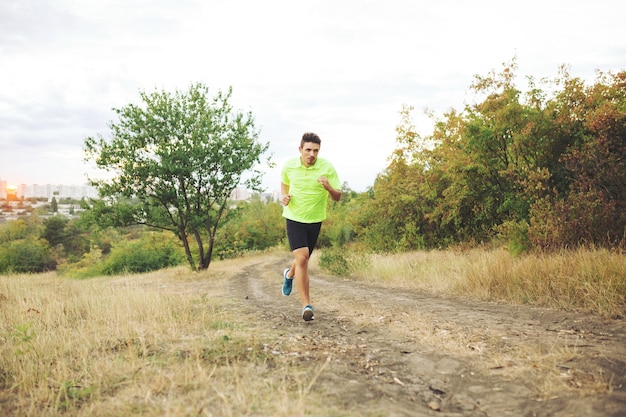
left=282, top=268, right=293, bottom=296
left=302, top=304, right=314, bottom=321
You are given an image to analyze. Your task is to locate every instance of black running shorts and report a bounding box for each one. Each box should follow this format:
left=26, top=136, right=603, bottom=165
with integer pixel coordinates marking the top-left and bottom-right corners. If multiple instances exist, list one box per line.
left=285, top=219, right=322, bottom=254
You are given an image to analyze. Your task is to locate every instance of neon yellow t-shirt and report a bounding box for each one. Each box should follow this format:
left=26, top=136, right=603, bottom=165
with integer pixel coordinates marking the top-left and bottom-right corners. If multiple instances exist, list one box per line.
left=281, top=157, right=341, bottom=223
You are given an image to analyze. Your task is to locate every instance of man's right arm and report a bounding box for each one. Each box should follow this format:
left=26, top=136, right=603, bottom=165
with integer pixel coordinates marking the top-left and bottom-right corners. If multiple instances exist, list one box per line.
left=281, top=182, right=291, bottom=206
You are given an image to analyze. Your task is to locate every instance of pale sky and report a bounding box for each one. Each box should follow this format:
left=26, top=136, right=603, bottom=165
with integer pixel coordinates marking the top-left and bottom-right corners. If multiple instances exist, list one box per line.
left=1, top=0, right=625, bottom=192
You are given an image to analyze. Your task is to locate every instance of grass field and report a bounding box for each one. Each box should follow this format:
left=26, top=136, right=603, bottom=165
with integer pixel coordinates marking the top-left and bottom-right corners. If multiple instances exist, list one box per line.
left=1, top=260, right=311, bottom=416
left=1, top=247, right=624, bottom=416
left=344, top=247, right=626, bottom=318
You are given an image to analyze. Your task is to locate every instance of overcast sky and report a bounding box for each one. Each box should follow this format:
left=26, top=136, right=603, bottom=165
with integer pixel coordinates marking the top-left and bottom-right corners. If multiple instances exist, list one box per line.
left=1, top=0, right=624, bottom=192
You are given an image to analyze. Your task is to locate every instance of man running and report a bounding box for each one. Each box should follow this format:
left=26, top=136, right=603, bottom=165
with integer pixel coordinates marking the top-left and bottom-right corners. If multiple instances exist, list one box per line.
left=280, top=132, right=342, bottom=321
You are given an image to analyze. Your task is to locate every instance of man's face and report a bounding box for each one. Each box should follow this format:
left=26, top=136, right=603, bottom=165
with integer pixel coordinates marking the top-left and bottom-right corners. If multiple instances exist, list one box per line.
left=299, top=141, right=320, bottom=167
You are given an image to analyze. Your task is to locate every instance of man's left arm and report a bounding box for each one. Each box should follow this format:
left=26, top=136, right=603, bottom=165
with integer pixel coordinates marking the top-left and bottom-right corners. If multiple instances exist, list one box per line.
left=318, top=176, right=342, bottom=202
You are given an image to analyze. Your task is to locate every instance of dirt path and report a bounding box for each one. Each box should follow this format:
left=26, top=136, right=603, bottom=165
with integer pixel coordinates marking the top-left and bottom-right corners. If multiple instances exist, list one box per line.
left=226, top=254, right=626, bottom=417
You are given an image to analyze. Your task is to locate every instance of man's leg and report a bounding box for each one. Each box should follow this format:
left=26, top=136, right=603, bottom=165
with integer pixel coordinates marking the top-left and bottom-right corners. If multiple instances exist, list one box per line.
left=287, top=259, right=296, bottom=279
left=284, top=220, right=318, bottom=320
left=292, top=247, right=310, bottom=307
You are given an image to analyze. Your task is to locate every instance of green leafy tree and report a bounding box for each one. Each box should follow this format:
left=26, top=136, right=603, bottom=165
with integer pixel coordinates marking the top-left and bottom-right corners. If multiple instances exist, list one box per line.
left=50, top=197, right=58, bottom=213
left=355, top=105, right=440, bottom=251
left=61, top=220, right=91, bottom=261
left=435, top=62, right=540, bottom=240
left=43, top=215, right=68, bottom=247
left=84, top=83, right=271, bottom=270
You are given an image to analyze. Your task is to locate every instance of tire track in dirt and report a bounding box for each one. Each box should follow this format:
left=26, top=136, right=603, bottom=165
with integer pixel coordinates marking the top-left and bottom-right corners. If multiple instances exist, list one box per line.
left=227, top=254, right=626, bottom=417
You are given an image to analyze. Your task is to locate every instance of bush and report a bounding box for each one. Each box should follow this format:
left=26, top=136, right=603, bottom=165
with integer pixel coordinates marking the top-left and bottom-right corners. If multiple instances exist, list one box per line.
left=495, top=220, right=531, bottom=256
left=101, top=233, right=185, bottom=275
left=318, top=246, right=372, bottom=278
left=0, top=217, right=43, bottom=244
left=56, top=246, right=105, bottom=278
left=318, top=247, right=350, bottom=276
left=214, top=200, right=285, bottom=259
left=318, top=217, right=354, bottom=249
left=0, top=238, right=51, bottom=273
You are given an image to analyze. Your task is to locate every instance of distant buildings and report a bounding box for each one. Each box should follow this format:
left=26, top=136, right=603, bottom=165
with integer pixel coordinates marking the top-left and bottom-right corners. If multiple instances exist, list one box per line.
left=1, top=179, right=280, bottom=223
left=0, top=179, right=279, bottom=203
left=0, top=180, right=99, bottom=201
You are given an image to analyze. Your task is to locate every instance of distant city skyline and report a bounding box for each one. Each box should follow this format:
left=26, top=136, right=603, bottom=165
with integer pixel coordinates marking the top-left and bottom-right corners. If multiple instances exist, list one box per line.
left=0, top=179, right=99, bottom=201
left=0, top=179, right=278, bottom=203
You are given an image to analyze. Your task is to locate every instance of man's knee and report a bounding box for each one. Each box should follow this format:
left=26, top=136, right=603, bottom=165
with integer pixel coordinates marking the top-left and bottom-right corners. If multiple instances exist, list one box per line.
left=293, top=248, right=310, bottom=265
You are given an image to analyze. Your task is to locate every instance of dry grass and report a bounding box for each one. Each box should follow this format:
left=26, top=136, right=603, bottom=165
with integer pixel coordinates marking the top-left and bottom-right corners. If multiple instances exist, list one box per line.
left=0, top=262, right=328, bottom=417
left=345, top=247, right=626, bottom=318
left=2, top=247, right=623, bottom=415
left=315, top=246, right=623, bottom=400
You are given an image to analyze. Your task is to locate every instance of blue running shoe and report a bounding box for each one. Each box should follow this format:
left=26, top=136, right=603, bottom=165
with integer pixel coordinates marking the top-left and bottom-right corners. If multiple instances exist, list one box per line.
left=282, top=268, right=293, bottom=296
left=302, top=304, right=314, bottom=321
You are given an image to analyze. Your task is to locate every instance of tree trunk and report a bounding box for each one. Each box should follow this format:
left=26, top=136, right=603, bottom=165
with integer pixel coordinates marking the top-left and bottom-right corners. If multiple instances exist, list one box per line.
left=178, top=228, right=197, bottom=271
left=200, top=234, right=214, bottom=270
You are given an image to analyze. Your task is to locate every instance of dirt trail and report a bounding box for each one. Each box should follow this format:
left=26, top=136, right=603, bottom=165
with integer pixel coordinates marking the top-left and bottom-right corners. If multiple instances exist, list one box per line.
left=227, top=254, right=626, bottom=417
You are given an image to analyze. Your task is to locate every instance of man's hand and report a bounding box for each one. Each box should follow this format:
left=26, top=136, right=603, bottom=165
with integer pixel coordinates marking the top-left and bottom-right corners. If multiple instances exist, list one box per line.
left=317, top=176, right=330, bottom=190
left=319, top=176, right=342, bottom=201
left=282, top=194, right=292, bottom=206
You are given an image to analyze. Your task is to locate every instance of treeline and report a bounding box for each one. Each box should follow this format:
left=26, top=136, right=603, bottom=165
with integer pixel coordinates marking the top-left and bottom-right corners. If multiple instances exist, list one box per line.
left=1, top=62, right=624, bottom=276
left=0, top=197, right=287, bottom=276
left=353, top=62, right=625, bottom=254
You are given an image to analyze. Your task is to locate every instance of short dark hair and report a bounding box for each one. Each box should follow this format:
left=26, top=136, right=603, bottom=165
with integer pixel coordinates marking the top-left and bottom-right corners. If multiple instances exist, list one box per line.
left=301, top=132, right=321, bottom=147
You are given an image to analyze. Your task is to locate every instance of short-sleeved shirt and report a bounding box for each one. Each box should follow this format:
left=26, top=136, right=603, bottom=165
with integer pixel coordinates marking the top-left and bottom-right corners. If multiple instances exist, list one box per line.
left=281, top=157, right=341, bottom=223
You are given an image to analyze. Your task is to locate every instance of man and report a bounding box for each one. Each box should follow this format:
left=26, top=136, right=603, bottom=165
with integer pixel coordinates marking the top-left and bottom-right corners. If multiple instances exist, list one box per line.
left=281, top=132, right=342, bottom=321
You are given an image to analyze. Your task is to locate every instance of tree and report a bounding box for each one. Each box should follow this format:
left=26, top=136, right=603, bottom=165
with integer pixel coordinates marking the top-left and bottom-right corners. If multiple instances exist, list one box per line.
left=355, top=106, right=432, bottom=251
left=528, top=70, right=626, bottom=248
left=51, top=196, right=58, bottom=213
left=43, top=215, right=68, bottom=247
left=84, top=83, right=271, bottom=270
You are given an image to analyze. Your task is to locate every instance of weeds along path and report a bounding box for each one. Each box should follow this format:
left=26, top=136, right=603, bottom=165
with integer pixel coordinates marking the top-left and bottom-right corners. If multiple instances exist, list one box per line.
left=226, top=253, right=626, bottom=417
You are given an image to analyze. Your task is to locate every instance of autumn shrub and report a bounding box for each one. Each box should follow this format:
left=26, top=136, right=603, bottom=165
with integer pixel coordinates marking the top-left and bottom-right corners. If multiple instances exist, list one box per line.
left=529, top=190, right=624, bottom=250
left=357, top=66, right=626, bottom=253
